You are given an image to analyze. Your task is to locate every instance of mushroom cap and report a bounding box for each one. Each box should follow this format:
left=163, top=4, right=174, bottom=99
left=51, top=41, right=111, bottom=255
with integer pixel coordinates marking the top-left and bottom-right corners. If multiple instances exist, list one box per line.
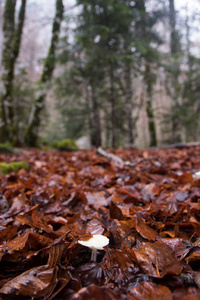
left=78, top=234, right=109, bottom=250
left=193, top=171, right=200, bottom=179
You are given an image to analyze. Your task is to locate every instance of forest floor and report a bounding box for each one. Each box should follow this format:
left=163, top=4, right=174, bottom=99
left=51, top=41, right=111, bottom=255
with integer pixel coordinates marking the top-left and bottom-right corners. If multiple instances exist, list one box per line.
left=0, top=146, right=200, bottom=299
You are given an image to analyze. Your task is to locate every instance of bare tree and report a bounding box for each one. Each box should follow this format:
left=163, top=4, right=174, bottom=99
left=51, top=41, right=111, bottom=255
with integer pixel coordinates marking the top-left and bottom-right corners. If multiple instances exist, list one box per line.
left=169, top=0, right=182, bottom=143
left=24, top=0, right=64, bottom=146
left=0, top=0, right=27, bottom=144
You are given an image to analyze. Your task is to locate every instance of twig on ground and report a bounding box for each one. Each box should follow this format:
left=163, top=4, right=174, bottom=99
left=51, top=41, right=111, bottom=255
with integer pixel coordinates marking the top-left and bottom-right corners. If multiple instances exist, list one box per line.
left=96, top=147, right=148, bottom=168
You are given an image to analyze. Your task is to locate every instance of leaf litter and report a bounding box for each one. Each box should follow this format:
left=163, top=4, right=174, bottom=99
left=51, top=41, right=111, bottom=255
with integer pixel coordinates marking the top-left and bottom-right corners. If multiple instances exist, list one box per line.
left=0, top=146, right=200, bottom=299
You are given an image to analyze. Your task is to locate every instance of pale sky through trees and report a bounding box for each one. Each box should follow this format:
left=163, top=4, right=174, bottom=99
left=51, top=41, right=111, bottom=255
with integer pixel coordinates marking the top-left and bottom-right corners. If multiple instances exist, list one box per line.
left=28, top=0, right=197, bottom=12
left=12, top=0, right=198, bottom=78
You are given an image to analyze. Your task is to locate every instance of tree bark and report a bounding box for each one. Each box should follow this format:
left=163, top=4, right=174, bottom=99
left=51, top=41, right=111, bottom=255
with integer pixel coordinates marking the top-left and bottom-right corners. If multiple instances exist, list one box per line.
left=109, top=65, right=116, bottom=148
left=135, top=0, right=157, bottom=147
left=124, top=62, right=134, bottom=146
left=24, top=0, right=64, bottom=146
left=0, top=0, right=16, bottom=143
left=169, top=0, right=182, bottom=144
left=169, top=0, right=179, bottom=55
left=90, top=83, right=102, bottom=147
left=144, top=63, right=157, bottom=147
left=0, top=0, right=26, bottom=144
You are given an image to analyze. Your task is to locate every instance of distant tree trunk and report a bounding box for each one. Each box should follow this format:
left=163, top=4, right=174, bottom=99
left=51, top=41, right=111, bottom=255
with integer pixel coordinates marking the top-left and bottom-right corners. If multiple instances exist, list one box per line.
left=24, top=0, right=64, bottom=146
left=169, top=0, right=182, bottom=143
left=109, top=65, right=116, bottom=148
left=90, top=83, right=102, bottom=147
left=169, top=0, right=179, bottom=54
left=0, top=0, right=26, bottom=144
left=124, top=62, right=134, bottom=146
left=144, top=63, right=157, bottom=147
left=135, top=0, right=157, bottom=147
left=0, top=0, right=3, bottom=62
left=185, top=14, right=191, bottom=72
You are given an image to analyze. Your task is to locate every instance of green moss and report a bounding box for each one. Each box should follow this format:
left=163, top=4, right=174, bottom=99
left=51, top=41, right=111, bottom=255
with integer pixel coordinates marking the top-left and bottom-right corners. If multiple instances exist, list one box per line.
left=0, top=142, right=24, bottom=154
left=52, top=139, right=79, bottom=151
left=0, top=161, right=29, bottom=175
left=0, top=142, right=15, bottom=153
left=40, top=145, right=52, bottom=151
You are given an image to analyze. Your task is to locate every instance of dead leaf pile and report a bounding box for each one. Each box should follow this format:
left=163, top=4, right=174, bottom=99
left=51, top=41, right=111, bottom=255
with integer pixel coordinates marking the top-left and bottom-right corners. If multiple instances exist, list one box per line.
left=0, top=146, right=200, bottom=299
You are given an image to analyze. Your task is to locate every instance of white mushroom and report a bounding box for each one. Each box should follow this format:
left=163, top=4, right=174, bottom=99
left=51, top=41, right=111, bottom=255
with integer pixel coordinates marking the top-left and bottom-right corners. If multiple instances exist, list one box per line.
left=193, top=171, right=200, bottom=179
left=78, top=234, right=109, bottom=261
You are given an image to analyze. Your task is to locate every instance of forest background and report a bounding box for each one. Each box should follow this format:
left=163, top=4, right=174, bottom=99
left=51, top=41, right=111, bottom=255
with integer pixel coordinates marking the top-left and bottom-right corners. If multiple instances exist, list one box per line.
left=0, top=0, right=200, bottom=149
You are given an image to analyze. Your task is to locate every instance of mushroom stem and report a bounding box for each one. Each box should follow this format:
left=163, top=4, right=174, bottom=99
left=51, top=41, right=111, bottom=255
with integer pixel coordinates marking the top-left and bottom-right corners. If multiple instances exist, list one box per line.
left=91, top=248, right=97, bottom=261
left=78, top=234, right=109, bottom=262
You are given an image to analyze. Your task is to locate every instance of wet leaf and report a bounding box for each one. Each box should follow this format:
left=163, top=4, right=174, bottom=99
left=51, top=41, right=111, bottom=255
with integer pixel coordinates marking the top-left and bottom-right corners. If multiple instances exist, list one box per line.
left=135, top=215, right=157, bottom=241
left=134, top=241, right=183, bottom=278
left=0, top=265, right=58, bottom=297
left=85, top=191, right=107, bottom=208
left=71, top=283, right=121, bottom=300
left=128, top=281, right=172, bottom=300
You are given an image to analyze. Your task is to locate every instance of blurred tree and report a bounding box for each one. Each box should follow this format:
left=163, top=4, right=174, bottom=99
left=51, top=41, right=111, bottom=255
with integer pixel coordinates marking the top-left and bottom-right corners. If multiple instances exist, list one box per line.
left=167, top=0, right=182, bottom=143
left=75, top=0, right=117, bottom=147
left=24, top=0, right=64, bottom=146
left=59, top=0, right=137, bottom=148
left=119, top=1, right=137, bottom=146
left=134, top=0, right=163, bottom=147
left=181, top=12, right=200, bottom=141
left=14, top=67, right=35, bottom=144
left=0, top=0, right=27, bottom=144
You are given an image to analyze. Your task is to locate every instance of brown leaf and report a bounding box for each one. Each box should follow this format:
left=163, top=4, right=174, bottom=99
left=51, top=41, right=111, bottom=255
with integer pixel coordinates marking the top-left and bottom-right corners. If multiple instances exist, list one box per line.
left=0, top=265, right=58, bottom=298
left=134, top=241, right=183, bottom=278
left=128, top=282, right=172, bottom=300
left=71, top=284, right=121, bottom=300
left=63, top=190, right=87, bottom=210
left=135, top=215, right=157, bottom=241
left=178, top=172, right=193, bottom=184
left=85, top=217, right=105, bottom=235
left=86, top=191, right=107, bottom=208
left=0, top=231, right=52, bottom=261
left=48, top=242, right=69, bottom=267
left=172, top=287, right=200, bottom=300
left=0, top=193, right=28, bottom=219
left=0, top=225, right=18, bottom=244
left=109, top=203, right=124, bottom=220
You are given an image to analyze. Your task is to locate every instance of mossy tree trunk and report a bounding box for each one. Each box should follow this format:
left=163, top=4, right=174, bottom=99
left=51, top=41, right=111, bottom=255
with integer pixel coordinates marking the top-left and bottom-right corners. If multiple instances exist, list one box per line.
left=0, top=0, right=26, bottom=145
left=24, top=0, right=64, bottom=147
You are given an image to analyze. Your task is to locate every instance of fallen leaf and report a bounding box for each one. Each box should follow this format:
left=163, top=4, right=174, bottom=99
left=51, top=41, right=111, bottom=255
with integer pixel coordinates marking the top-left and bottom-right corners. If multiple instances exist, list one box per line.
left=0, top=265, right=58, bottom=298
left=128, top=281, right=172, bottom=300
left=134, top=241, right=183, bottom=278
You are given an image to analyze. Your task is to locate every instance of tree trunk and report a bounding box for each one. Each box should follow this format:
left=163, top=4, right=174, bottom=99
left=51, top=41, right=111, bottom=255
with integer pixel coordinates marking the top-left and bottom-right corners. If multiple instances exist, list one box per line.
left=0, top=0, right=4, bottom=62
left=169, top=0, right=179, bottom=55
left=169, top=0, right=182, bottom=144
left=0, top=0, right=26, bottom=144
left=145, top=63, right=157, bottom=147
left=90, top=84, right=102, bottom=147
left=124, top=62, right=134, bottom=146
left=109, top=65, right=116, bottom=148
left=135, top=0, right=157, bottom=147
left=0, top=0, right=16, bottom=143
left=24, top=0, right=64, bottom=147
